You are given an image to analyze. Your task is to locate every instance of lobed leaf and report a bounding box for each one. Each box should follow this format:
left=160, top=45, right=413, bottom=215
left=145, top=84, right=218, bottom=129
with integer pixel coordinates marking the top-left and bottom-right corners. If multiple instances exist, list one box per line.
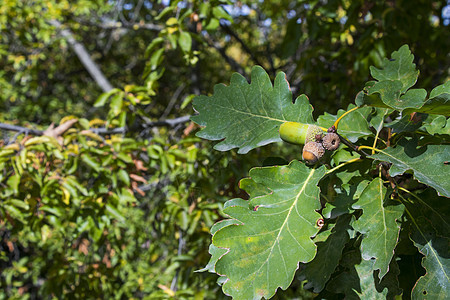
left=371, top=138, right=450, bottom=198
left=212, top=161, right=326, bottom=299
left=404, top=190, right=450, bottom=299
left=298, top=214, right=352, bottom=293
left=405, top=81, right=450, bottom=116
left=352, top=178, right=404, bottom=279
left=326, top=248, right=401, bottom=299
left=369, top=44, right=419, bottom=94
left=191, top=66, right=314, bottom=154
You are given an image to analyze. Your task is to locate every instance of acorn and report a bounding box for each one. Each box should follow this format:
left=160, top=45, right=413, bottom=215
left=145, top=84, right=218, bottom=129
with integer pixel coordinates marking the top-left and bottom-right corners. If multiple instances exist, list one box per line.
left=322, top=133, right=340, bottom=151
left=279, top=122, right=324, bottom=145
left=302, top=141, right=325, bottom=164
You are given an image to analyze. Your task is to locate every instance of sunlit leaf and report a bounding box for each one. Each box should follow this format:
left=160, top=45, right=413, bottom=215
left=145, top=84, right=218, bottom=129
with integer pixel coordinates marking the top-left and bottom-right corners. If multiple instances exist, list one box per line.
left=191, top=66, right=315, bottom=154
left=212, top=161, right=326, bottom=299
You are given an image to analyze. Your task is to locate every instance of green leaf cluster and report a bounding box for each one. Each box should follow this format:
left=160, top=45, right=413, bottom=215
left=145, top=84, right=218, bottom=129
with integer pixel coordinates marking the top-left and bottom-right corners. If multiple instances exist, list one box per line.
left=194, top=45, right=449, bottom=299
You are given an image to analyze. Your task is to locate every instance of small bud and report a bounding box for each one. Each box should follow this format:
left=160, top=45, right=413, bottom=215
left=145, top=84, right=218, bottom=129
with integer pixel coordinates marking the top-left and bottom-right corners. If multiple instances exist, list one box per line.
left=302, top=142, right=325, bottom=164
left=322, top=133, right=340, bottom=151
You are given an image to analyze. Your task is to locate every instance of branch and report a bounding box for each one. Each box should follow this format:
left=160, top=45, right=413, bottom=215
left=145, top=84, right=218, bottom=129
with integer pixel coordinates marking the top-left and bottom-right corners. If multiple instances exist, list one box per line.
left=49, top=20, right=114, bottom=92
left=142, top=115, right=192, bottom=128
left=81, top=20, right=163, bottom=31
left=0, top=116, right=192, bottom=137
left=203, top=33, right=246, bottom=75
left=220, top=23, right=264, bottom=67
left=0, top=123, right=43, bottom=136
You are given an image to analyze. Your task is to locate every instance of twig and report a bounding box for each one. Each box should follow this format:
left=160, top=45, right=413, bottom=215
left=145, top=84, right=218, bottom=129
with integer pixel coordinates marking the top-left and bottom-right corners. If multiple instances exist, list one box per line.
left=220, top=24, right=263, bottom=66
left=337, top=132, right=369, bottom=157
left=203, top=33, right=246, bottom=75
left=161, top=83, right=186, bottom=119
left=0, top=123, right=43, bottom=136
left=0, top=116, right=192, bottom=137
left=143, top=115, right=191, bottom=128
left=170, top=229, right=185, bottom=292
left=49, top=20, right=114, bottom=92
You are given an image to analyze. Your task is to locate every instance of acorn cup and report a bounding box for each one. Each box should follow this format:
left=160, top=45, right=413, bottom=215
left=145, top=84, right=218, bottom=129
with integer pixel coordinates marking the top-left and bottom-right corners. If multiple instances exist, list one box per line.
left=302, top=142, right=325, bottom=164
left=322, top=132, right=340, bottom=151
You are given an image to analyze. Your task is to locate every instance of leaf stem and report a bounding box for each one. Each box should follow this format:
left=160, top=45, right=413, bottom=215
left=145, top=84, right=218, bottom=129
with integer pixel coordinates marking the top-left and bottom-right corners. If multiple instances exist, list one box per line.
left=372, top=125, right=383, bottom=155
left=325, top=158, right=362, bottom=174
left=357, top=145, right=382, bottom=153
left=333, top=106, right=360, bottom=129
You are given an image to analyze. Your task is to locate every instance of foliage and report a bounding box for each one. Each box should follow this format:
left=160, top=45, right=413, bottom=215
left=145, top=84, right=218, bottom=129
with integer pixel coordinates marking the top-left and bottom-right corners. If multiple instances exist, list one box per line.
left=194, top=45, right=449, bottom=299
left=0, top=1, right=449, bottom=299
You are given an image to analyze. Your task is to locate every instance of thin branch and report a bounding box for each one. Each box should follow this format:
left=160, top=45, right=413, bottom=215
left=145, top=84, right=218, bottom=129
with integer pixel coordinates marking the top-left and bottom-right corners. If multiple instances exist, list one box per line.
left=49, top=20, right=114, bottom=92
left=0, top=116, right=192, bottom=137
left=0, top=123, right=44, bottom=136
left=161, top=83, right=186, bottom=119
left=143, top=115, right=191, bottom=128
left=90, top=21, right=162, bottom=31
left=170, top=228, right=184, bottom=292
left=203, top=33, right=245, bottom=75
left=337, top=133, right=370, bottom=157
left=220, top=23, right=263, bottom=67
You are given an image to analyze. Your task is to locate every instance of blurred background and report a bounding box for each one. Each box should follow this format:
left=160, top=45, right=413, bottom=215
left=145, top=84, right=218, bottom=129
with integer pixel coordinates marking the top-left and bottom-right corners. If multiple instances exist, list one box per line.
left=0, top=0, right=448, bottom=298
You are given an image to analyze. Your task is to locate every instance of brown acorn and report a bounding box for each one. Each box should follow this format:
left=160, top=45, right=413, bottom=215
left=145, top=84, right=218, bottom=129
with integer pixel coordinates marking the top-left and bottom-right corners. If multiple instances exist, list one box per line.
left=302, top=142, right=325, bottom=164
left=322, top=133, right=340, bottom=151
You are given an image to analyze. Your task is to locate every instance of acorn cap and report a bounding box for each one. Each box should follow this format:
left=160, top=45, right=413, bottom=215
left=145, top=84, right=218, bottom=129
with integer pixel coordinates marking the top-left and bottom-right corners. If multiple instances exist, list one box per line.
left=322, top=133, right=340, bottom=151
left=306, top=125, right=324, bottom=143
left=302, top=142, right=325, bottom=164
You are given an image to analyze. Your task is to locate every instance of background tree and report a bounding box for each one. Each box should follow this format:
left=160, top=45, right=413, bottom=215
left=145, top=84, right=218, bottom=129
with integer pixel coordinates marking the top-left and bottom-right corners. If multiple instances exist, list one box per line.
left=0, top=0, right=448, bottom=298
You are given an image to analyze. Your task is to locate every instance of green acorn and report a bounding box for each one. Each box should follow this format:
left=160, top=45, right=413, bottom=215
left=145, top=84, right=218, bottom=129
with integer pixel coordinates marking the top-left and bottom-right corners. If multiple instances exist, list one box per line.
left=279, top=122, right=324, bottom=145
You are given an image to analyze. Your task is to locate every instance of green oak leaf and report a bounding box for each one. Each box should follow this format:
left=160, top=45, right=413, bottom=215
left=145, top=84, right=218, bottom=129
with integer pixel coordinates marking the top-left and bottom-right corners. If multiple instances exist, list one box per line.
left=407, top=188, right=450, bottom=244
left=298, top=214, right=351, bottom=293
left=323, top=179, right=369, bottom=219
left=326, top=251, right=387, bottom=299
left=355, top=259, right=388, bottom=299
left=352, top=178, right=404, bottom=279
left=386, top=113, right=426, bottom=133
left=375, top=259, right=403, bottom=299
left=191, top=66, right=314, bottom=154
left=404, top=192, right=450, bottom=299
left=371, top=138, right=450, bottom=198
left=368, top=83, right=426, bottom=111
left=317, top=104, right=372, bottom=143
left=422, top=115, right=450, bottom=135
left=405, top=81, right=450, bottom=116
left=326, top=249, right=401, bottom=299
left=402, top=188, right=449, bottom=299
left=430, top=80, right=450, bottom=98
left=197, top=218, right=242, bottom=273
left=357, top=45, right=432, bottom=112
left=406, top=81, right=450, bottom=116
left=212, top=161, right=326, bottom=299
left=369, top=108, right=391, bottom=132
left=355, top=81, right=390, bottom=109
left=411, top=232, right=449, bottom=300
left=370, top=44, right=419, bottom=94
